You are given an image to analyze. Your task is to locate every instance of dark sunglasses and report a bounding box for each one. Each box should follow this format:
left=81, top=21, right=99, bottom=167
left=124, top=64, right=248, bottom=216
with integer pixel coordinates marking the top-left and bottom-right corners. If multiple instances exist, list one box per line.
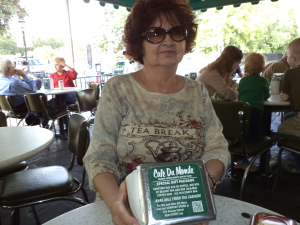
left=141, top=26, right=187, bottom=44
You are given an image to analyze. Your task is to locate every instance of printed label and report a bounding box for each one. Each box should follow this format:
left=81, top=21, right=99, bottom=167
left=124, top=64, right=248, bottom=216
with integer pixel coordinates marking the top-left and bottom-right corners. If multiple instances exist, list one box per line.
left=148, top=163, right=208, bottom=220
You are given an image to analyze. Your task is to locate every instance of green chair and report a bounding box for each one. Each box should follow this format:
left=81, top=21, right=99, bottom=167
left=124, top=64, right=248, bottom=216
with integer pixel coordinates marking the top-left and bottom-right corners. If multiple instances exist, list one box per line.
left=0, top=95, right=27, bottom=126
left=272, top=135, right=300, bottom=193
left=0, top=114, right=90, bottom=225
left=24, top=93, right=68, bottom=134
left=0, top=111, right=7, bottom=127
left=212, top=100, right=273, bottom=200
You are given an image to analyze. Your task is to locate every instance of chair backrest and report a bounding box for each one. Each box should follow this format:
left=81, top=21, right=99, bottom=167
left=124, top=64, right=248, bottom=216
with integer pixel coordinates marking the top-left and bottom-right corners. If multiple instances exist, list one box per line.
left=68, top=113, right=90, bottom=166
left=25, top=93, right=49, bottom=113
left=0, top=111, right=7, bottom=127
left=212, top=100, right=251, bottom=139
left=89, top=83, right=100, bottom=101
left=76, top=88, right=98, bottom=112
left=0, top=95, right=13, bottom=112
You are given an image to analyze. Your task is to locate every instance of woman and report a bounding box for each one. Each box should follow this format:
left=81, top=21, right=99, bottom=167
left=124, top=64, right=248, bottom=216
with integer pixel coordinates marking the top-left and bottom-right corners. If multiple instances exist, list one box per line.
left=83, top=0, right=230, bottom=225
left=49, top=57, right=77, bottom=135
left=196, top=46, right=243, bottom=100
left=49, top=57, right=77, bottom=108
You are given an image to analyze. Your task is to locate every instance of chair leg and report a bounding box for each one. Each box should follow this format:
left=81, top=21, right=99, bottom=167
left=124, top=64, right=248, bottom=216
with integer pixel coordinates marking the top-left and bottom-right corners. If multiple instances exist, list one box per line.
left=272, top=148, right=284, bottom=193
left=265, top=150, right=271, bottom=190
left=239, top=149, right=269, bottom=200
left=230, top=154, right=236, bottom=180
left=30, top=206, right=41, bottom=225
left=80, top=187, right=89, bottom=203
left=11, top=209, right=20, bottom=225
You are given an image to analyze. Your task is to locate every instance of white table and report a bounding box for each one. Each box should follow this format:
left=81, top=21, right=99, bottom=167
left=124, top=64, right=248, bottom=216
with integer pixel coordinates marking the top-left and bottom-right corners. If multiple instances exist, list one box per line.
left=263, top=94, right=290, bottom=136
left=38, top=87, right=80, bottom=138
left=264, top=94, right=290, bottom=106
left=0, top=126, right=54, bottom=169
left=37, top=87, right=80, bottom=95
left=43, top=195, right=296, bottom=225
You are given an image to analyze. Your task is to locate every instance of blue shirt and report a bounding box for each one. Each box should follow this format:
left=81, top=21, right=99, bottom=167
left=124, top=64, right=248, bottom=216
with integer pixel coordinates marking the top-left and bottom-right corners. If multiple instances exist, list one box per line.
left=0, top=74, right=37, bottom=107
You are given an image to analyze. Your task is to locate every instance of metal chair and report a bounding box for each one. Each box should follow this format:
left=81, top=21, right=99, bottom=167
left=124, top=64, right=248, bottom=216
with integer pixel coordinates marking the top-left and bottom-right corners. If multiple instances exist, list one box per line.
left=272, top=135, right=300, bottom=193
left=0, top=111, right=7, bottom=127
left=0, top=95, right=27, bottom=126
left=212, top=100, right=273, bottom=200
left=24, top=93, right=68, bottom=134
left=0, top=114, right=90, bottom=225
left=68, top=88, right=98, bottom=124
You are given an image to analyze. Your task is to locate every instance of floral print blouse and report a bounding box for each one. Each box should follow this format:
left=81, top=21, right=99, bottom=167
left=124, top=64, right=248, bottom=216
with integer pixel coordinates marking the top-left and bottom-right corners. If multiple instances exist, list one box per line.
left=83, top=74, right=230, bottom=192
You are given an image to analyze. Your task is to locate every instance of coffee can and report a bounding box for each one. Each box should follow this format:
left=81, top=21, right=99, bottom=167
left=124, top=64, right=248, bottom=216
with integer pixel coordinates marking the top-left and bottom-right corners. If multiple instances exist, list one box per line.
left=58, top=80, right=64, bottom=90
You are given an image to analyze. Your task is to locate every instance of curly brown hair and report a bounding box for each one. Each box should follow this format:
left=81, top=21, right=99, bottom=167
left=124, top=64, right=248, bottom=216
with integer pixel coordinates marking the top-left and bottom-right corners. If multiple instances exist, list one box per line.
left=200, top=46, right=243, bottom=83
left=123, top=0, right=198, bottom=64
left=244, top=53, right=266, bottom=75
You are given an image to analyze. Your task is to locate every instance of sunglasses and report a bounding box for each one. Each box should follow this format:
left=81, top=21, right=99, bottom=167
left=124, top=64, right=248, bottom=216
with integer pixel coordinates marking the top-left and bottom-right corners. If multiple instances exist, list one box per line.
left=141, top=26, right=187, bottom=44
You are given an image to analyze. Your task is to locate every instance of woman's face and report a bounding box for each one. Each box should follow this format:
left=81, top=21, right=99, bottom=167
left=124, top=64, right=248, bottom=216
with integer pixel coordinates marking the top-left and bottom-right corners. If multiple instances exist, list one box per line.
left=54, top=61, right=64, bottom=73
left=142, top=15, right=186, bottom=69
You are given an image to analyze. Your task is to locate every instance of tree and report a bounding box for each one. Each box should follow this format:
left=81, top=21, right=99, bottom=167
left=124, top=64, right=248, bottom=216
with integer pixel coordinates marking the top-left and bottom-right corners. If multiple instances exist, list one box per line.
left=90, top=4, right=129, bottom=55
left=0, top=34, right=19, bottom=55
left=194, top=0, right=299, bottom=54
left=32, top=37, right=65, bottom=50
left=0, top=0, right=26, bottom=35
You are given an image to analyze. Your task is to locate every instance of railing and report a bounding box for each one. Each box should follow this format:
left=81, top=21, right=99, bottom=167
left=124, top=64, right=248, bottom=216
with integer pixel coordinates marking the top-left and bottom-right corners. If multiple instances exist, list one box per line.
left=75, top=75, right=114, bottom=91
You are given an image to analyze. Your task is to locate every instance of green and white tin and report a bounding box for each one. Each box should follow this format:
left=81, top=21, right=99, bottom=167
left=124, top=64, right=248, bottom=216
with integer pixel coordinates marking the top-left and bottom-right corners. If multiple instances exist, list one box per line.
left=126, top=160, right=216, bottom=225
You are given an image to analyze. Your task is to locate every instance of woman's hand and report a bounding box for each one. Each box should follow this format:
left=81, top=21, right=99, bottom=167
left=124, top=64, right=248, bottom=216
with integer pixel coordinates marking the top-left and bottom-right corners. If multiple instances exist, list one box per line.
left=280, top=92, right=289, bottom=101
left=110, top=181, right=139, bottom=225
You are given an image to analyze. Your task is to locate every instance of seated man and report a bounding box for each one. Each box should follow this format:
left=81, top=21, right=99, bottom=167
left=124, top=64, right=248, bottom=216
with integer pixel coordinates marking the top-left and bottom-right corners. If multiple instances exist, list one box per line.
left=0, top=59, right=58, bottom=127
left=0, top=59, right=37, bottom=113
left=262, top=52, right=289, bottom=82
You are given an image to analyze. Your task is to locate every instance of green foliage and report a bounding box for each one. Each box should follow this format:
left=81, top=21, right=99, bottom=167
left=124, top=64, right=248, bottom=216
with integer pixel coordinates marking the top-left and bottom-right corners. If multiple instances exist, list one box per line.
left=0, top=33, right=19, bottom=54
left=32, top=37, right=64, bottom=50
left=0, top=0, right=26, bottom=35
left=194, top=0, right=299, bottom=54
left=91, top=4, right=129, bottom=54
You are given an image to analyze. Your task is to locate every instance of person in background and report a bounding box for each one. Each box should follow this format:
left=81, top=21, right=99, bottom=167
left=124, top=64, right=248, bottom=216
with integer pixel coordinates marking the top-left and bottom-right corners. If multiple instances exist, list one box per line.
left=0, top=59, right=58, bottom=126
left=262, top=52, right=289, bottom=82
left=235, top=65, right=244, bottom=77
left=83, top=1, right=230, bottom=225
left=278, top=38, right=300, bottom=173
left=49, top=57, right=77, bottom=136
left=49, top=57, right=77, bottom=108
left=0, top=59, right=37, bottom=113
left=123, top=51, right=143, bottom=74
left=238, top=53, right=270, bottom=142
left=21, top=66, right=42, bottom=90
left=196, top=46, right=243, bottom=101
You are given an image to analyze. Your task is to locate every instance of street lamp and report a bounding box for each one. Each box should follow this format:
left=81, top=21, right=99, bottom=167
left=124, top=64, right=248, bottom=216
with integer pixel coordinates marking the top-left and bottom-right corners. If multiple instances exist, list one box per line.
left=17, top=9, right=28, bottom=62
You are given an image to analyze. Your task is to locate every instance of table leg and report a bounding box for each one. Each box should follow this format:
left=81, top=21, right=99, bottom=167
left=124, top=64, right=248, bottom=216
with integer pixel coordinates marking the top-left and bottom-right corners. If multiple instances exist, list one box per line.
left=55, top=95, right=67, bottom=140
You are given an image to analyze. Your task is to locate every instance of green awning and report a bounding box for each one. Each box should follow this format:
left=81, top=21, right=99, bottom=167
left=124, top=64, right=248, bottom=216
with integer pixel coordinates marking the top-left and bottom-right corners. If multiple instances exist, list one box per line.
left=95, top=0, right=278, bottom=11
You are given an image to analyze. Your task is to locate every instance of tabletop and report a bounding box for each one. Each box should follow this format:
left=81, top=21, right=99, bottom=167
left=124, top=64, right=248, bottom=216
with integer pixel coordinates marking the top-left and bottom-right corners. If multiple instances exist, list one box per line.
left=43, top=195, right=296, bottom=225
left=0, top=126, right=54, bottom=169
left=37, top=87, right=80, bottom=95
left=264, top=94, right=290, bottom=106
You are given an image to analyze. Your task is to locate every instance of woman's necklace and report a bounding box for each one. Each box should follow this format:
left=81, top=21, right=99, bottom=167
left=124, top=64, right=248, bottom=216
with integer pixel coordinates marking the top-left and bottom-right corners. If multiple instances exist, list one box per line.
left=55, top=72, right=65, bottom=80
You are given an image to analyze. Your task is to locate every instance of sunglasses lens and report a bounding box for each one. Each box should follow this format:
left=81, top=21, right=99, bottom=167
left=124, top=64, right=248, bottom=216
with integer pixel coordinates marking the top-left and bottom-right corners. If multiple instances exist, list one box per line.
left=169, top=26, right=186, bottom=41
left=146, top=27, right=166, bottom=43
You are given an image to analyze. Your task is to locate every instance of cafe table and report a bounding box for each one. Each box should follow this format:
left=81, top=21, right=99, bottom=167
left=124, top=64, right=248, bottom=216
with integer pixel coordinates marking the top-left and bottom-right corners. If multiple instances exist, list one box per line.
left=0, top=126, right=54, bottom=169
left=263, top=94, right=290, bottom=136
left=37, top=87, right=80, bottom=138
left=43, top=195, right=299, bottom=225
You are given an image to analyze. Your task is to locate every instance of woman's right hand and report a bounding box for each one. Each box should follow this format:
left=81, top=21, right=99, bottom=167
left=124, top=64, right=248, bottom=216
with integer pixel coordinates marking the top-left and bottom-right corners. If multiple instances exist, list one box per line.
left=280, top=92, right=289, bottom=101
left=110, top=181, right=140, bottom=225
